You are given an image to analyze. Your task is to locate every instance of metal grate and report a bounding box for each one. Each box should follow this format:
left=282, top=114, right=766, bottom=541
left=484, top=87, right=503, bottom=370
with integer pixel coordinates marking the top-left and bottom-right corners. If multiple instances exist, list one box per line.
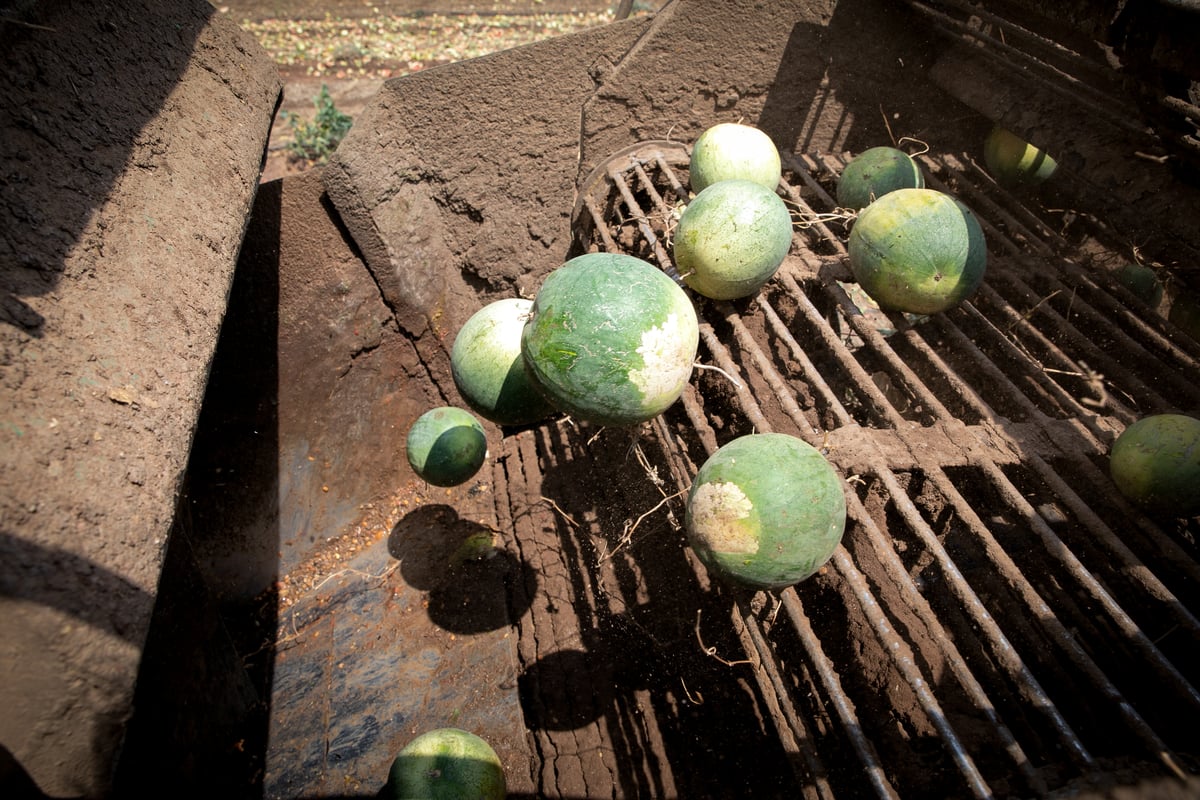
left=556, top=139, right=1200, bottom=797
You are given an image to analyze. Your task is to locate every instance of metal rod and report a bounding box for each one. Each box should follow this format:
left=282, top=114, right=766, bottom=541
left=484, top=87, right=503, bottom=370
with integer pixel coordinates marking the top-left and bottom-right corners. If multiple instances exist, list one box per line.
left=829, top=545, right=995, bottom=799
left=928, top=467, right=1178, bottom=760
left=841, top=486, right=1046, bottom=792
left=872, top=467, right=1095, bottom=768
left=979, top=459, right=1200, bottom=714
left=781, top=588, right=901, bottom=800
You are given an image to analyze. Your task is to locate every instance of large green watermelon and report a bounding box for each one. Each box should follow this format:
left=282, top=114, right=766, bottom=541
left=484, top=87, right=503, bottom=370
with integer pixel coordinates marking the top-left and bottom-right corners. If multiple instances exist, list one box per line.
left=847, top=187, right=987, bottom=315
left=685, top=433, right=846, bottom=589
left=384, top=728, right=506, bottom=800
left=521, top=253, right=699, bottom=426
left=674, top=179, right=794, bottom=300
left=451, top=298, right=556, bottom=427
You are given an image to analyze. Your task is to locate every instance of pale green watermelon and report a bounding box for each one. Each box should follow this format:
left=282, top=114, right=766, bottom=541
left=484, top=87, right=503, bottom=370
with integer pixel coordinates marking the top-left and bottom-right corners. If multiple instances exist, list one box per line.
left=983, top=126, right=1057, bottom=188
left=686, top=433, right=846, bottom=589
left=521, top=253, right=698, bottom=426
left=384, top=728, right=506, bottom=800
left=451, top=298, right=555, bottom=427
left=674, top=179, right=794, bottom=300
left=689, top=122, right=782, bottom=193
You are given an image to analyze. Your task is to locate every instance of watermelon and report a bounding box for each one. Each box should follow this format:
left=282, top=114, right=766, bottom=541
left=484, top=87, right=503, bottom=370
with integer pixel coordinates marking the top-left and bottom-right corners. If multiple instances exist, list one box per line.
left=451, top=298, right=555, bottom=427
left=521, top=253, right=698, bottom=426
left=1109, top=414, right=1200, bottom=517
left=848, top=187, right=987, bottom=315
left=673, top=179, right=794, bottom=300
left=406, top=407, right=487, bottom=487
left=1114, top=263, right=1164, bottom=307
left=689, top=122, right=782, bottom=194
left=836, top=146, right=925, bottom=211
left=384, top=728, right=506, bottom=800
left=983, top=126, right=1057, bottom=189
left=685, top=433, right=846, bottom=589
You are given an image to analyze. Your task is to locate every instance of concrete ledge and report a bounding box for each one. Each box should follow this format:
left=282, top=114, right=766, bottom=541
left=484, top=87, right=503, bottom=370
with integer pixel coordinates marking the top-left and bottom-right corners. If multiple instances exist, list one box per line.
left=0, top=1, right=281, bottom=794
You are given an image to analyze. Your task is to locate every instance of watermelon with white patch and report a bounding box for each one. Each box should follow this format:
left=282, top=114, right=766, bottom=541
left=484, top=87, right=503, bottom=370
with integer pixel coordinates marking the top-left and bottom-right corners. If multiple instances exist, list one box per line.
left=686, top=433, right=846, bottom=589
left=520, top=253, right=699, bottom=427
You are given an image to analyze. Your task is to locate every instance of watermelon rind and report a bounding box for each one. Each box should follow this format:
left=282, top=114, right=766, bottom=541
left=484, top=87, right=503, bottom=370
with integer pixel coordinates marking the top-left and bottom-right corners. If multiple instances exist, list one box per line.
left=685, top=433, right=846, bottom=589
left=521, top=253, right=699, bottom=427
left=689, top=122, right=782, bottom=194
left=848, top=187, right=987, bottom=316
left=384, top=727, right=506, bottom=800
left=836, top=146, right=925, bottom=211
left=406, top=407, right=487, bottom=487
left=1109, top=414, right=1200, bottom=517
left=983, top=126, right=1057, bottom=188
left=451, top=298, right=556, bottom=427
left=674, top=179, right=794, bottom=300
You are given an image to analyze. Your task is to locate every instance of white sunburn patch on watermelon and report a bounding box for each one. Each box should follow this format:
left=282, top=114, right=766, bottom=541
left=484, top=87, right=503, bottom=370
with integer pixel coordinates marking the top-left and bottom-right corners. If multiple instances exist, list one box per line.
left=688, top=480, right=759, bottom=555
left=629, top=312, right=695, bottom=405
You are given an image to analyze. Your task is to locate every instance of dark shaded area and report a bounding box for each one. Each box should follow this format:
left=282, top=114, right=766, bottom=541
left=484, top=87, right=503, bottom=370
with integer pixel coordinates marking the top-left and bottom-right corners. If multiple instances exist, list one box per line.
left=116, top=180, right=283, bottom=796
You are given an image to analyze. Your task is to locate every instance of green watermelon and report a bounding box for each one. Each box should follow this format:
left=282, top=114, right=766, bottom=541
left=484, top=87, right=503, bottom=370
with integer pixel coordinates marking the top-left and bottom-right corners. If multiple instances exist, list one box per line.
left=673, top=179, right=794, bottom=300
left=521, top=253, right=699, bottom=426
left=1114, top=263, right=1164, bottom=307
left=406, top=407, right=487, bottom=487
left=384, top=728, right=506, bottom=800
left=451, top=298, right=556, bottom=427
left=848, top=187, right=987, bottom=315
left=983, top=126, right=1057, bottom=189
left=689, top=122, right=782, bottom=194
left=837, top=146, right=925, bottom=211
left=1109, top=414, right=1200, bottom=517
left=685, top=433, right=846, bottom=589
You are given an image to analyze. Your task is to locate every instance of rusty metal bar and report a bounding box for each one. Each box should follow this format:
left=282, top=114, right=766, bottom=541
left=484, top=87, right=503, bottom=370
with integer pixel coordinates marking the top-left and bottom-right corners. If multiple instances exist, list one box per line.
left=927, top=467, right=1182, bottom=764
left=781, top=588, right=901, bottom=800
left=1021, top=450, right=1200, bottom=641
left=842, top=486, right=1045, bottom=791
left=906, top=0, right=1147, bottom=136
left=979, top=458, right=1200, bottom=714
left=696, top=313, right=997, bottom=797
left=871, top=467, right=1095, bottom=769
left=829, top=545, right=995, bottom=799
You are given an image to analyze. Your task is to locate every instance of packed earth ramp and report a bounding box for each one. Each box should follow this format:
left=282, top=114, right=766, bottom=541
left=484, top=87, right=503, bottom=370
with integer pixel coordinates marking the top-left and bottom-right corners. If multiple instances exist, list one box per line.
left=0, top=1, right=280, bottom=795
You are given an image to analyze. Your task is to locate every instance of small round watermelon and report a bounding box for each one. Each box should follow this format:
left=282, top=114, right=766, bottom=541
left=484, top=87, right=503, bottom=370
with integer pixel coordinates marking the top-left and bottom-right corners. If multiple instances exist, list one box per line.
left=848, top=187, right=987, bottom=315
left=836, top=146, right=925, bottom=210
left=407, top=407, right=487, bottom=487
left=1109, top=414, right=1200, bottom=517
left=451, top=298, right=556, bottom=427
left=685, top=433, right=846, bottom=589
left=384, top=728, right=506, bottom=800
left=673, top=179, right=794, bottom=300
left=689, top=122, right=782, bottom=194
left=983, top=126, right=1057, bottom=189
left=521, top=253, right=698, bottom=427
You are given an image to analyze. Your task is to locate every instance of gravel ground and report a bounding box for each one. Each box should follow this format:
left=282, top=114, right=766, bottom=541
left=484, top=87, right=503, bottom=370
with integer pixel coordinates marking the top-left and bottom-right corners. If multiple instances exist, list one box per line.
left=215, top=1, right=660, bottom=178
